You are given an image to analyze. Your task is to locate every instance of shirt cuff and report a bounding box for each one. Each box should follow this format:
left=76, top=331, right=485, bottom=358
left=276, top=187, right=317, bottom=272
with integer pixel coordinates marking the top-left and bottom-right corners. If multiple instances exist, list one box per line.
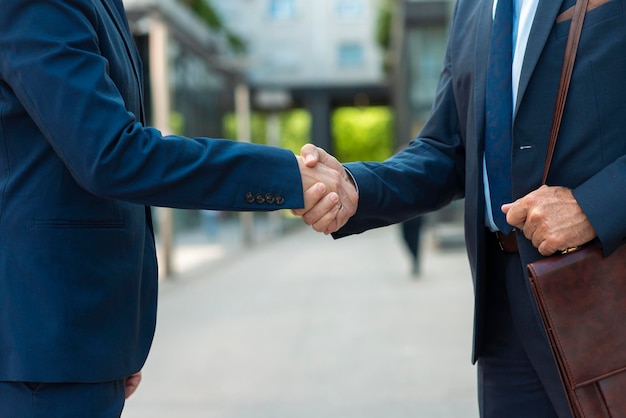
left=344, top=166, right=359, bottom=196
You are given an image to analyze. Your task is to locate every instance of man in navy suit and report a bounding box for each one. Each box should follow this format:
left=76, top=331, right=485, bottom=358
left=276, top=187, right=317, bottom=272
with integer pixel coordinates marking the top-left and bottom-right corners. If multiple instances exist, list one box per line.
left=0, top=0, right=356, bottom=416
left=298, top=0, right=625, bottom=416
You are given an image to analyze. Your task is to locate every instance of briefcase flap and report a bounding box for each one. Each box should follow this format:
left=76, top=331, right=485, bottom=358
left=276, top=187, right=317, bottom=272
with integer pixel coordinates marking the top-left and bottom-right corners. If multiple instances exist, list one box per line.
left=528, top=244, right=626, bottom=387
left=574, top=371, right=626, bottom=416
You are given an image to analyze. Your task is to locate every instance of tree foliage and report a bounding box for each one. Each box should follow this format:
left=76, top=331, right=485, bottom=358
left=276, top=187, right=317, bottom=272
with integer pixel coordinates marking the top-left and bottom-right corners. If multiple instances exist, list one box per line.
left=178, top=0, right=246, bottom=53
left=376, top=0, right=393, bottom=51
left=333, top=107, right=394, bottom=163
left=222, top=110, right=311, bottom=152
left=375, top=0, right=394, bottom=74
left=223, top=107, right=393, bottom=163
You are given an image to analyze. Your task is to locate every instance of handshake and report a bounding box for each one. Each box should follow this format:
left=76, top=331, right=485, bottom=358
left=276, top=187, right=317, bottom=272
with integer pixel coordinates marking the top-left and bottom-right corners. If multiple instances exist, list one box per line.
left=294, top=144, right=359, bottom=235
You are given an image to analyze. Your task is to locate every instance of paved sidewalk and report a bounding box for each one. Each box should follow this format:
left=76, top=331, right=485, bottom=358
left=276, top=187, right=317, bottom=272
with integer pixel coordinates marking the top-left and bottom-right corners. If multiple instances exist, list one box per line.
left=123, top=220, right=479, bottom=418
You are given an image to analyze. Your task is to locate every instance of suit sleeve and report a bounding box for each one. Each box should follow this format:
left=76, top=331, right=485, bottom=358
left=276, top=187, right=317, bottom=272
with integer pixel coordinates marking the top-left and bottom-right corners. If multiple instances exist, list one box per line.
left=333, top=31, right=466, bottom=238
left=563, top=4, right=626, bottom=256
left=0, top=0, right=303, bottom=211
left=573, top=159, right=626, bottom=255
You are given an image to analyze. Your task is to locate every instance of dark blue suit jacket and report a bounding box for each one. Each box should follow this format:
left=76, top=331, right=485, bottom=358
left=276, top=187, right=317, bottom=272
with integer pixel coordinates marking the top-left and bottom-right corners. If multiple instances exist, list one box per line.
left=336, top=0, right=626, bottom=362
left=0, top=0, right=303, bottom=382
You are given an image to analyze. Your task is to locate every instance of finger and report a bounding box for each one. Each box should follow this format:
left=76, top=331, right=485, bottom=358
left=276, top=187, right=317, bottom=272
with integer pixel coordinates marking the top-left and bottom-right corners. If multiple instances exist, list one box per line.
left=322, top=179, right=358, bottom=234
left=529, top=223, right=546, bottom=249
left=302, top=192, right=340, bottom=228
left=328, top=208, right=351, bottom=234
left=336, top=182, right=357, bottom=216
left=531, top=233, right=542, bottom=249
left=124, top=372, right=142, bottom=399
left=323, top=215, right=343, bottom=235
left=312, top=202, right=342, bottom=234
left=293, top=182, right=327, bottom=217
left=300, top=143, right=321, bottom=167
left=504, top=201, right=527, bottom=230
left=303, top=192, right=340, bottom=228
left=302, top=144, right=343, bottom=173
left=537, top=240, right=558, bottom=257
left=501, top=202, right=513, bottom=214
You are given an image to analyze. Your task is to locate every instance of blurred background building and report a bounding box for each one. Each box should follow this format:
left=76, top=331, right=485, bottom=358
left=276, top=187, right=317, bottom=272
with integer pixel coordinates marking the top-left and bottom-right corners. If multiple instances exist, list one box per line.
left=120, top=0, right=460, bottom=277
left=211, top=0, right=389, bottom=154
left=390, top=0, right=454, bottom=143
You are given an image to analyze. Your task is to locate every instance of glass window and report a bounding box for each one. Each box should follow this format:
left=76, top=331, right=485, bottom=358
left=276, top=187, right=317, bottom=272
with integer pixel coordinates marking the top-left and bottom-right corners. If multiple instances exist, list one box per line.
left=337, top=0, right=365, bottom=19
left=407, top=26, right=447, bottom=128
left=338, top=43, right=364, bottom=68
left=268, top=0, right=296, bottom=20
left=336, top=0, right=365, bottom=18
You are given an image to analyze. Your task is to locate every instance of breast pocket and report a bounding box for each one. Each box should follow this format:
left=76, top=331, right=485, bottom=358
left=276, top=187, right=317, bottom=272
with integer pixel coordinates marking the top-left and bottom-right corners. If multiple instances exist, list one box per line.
left=555, top=0, right=623, bottom=38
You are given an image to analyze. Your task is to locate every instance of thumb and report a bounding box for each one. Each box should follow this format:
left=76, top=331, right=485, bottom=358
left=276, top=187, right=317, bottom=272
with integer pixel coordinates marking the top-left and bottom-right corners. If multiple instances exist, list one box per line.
left=124, top=371, right=142, bottom=399
left=300, top=143, right=321, bottom=167
left=501, top=202, right=513, bottom=214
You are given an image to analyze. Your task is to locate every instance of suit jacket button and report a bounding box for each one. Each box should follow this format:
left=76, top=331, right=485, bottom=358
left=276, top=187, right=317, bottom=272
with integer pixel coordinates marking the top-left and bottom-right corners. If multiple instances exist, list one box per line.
left=275, top=194, right=285, bottom=205
left=245, top=192, right=255, bottom=204
left=265, top=193, right=275, bottom=204
left=255, top=193, right=266, bottom=204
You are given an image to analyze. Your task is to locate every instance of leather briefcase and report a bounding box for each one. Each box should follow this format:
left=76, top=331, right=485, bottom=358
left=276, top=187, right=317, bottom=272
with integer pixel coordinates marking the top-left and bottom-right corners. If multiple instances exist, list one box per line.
left=523, top=0, right=626, bottom=415
left=527, top=244, right=626, bottom=418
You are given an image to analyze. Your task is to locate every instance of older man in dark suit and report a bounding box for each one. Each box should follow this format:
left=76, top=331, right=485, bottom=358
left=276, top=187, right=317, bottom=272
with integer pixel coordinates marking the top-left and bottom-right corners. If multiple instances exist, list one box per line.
left=298, top=0, right=625, bottom=416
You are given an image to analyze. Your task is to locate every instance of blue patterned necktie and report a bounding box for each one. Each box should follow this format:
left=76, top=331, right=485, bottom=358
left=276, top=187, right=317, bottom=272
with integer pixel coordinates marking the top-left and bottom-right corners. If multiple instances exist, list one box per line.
left=485, top=0, right=514, bottom=234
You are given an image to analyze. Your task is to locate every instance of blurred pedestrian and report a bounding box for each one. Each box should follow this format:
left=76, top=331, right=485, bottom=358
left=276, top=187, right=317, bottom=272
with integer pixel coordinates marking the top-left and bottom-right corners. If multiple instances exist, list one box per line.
left=401, top=216, right=423, bottom=276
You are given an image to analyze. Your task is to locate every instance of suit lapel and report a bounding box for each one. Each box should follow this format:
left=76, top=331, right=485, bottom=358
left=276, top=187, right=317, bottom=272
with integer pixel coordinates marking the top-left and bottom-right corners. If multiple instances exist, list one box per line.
left=100, top=0, right=146, bottom=123
left=515, top=0, right=565, bottom=114
left=473, top=0, right=495, bottom=151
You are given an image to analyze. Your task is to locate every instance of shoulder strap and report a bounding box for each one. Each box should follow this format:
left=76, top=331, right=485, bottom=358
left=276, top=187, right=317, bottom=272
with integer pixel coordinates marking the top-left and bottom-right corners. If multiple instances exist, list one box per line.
left=542, top=0, right=589, bottom=184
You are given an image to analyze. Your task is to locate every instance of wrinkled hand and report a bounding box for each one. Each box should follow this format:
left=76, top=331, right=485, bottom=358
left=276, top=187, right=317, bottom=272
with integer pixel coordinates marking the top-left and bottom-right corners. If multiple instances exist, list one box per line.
left=124, top=371, right=142, bottom=399
left=294, top=144, right=358, bottom=234
left=502, top=185, right=597, bottom=256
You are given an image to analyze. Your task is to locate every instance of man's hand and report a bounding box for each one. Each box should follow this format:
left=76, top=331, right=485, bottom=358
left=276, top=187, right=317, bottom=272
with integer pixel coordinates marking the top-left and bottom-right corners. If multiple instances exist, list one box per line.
left=502, top=185, right=597, bottom=256
left=124, top=371, right=142, bottom=399
left=294, top=144, right=358, bottom=234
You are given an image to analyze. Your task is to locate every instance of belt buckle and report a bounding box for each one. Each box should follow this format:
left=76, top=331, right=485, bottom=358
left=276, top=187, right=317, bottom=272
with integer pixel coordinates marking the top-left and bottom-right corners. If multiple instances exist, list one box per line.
left=496, top=229, right=518, bottom=253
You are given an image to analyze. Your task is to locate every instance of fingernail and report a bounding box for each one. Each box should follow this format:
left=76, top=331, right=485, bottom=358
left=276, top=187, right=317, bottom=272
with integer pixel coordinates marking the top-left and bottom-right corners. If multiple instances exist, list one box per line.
left=317, top=183, right=325, bottom=193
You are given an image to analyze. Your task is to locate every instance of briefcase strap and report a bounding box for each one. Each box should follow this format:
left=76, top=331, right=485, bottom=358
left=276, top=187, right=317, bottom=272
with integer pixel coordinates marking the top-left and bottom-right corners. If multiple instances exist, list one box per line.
left=539, top=3, right=590, bottom=417
left=542, top=0, right=589, bottom=184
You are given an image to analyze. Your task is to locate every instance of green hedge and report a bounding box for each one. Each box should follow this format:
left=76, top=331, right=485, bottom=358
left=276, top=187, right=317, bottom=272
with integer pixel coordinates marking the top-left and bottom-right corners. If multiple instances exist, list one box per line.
left=223, top=106, right=393, bottom=163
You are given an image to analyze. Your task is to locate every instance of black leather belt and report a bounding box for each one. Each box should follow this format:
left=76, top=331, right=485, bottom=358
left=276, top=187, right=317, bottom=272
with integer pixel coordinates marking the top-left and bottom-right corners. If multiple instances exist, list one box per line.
left=495, top=230, right=519, bottom=253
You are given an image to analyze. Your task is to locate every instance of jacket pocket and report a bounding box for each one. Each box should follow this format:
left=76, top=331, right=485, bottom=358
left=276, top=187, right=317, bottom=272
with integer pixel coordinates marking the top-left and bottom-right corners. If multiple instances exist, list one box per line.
left=555, top=0, right=622, bottom=38
left=33, top=219, right=125, bottom=229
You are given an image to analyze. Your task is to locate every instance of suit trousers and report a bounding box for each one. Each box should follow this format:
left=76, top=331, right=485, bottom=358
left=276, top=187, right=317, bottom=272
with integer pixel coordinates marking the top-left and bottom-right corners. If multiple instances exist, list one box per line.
left=477, top=233, right=572, bottom=418
left=0, top=379, right=125, bottom=418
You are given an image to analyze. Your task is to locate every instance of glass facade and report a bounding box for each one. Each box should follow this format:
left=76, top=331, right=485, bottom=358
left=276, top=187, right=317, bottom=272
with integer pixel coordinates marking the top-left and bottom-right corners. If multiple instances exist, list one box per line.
left=168, top=38, right=229, bottom=139
left=406, top=25, right=447, bottom=134
left=336, top=0, right=365, bottom=19
left=268, top=0, right=296, bottom=20
left=338, top=42, right=365, bottom=68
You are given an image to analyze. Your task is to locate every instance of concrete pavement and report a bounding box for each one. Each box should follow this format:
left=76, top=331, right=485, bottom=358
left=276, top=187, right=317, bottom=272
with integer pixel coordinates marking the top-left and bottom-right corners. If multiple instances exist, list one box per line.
left=123, top=217, right=479, bottom=418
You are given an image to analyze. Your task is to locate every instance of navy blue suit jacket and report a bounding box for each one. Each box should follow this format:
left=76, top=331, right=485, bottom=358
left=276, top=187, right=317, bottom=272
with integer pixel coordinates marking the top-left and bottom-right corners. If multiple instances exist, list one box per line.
left=335, top=0, right=626, bottom=361
left=0, top=0, right=303, bottom=382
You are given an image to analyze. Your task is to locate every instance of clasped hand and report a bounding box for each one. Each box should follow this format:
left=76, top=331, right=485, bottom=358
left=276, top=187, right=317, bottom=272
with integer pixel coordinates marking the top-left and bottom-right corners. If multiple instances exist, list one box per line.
left=295, top=144, right=358, bottom=234
left=502, top=185, right=597, bottom=256
left=296, top=146, right=598, bottom=254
